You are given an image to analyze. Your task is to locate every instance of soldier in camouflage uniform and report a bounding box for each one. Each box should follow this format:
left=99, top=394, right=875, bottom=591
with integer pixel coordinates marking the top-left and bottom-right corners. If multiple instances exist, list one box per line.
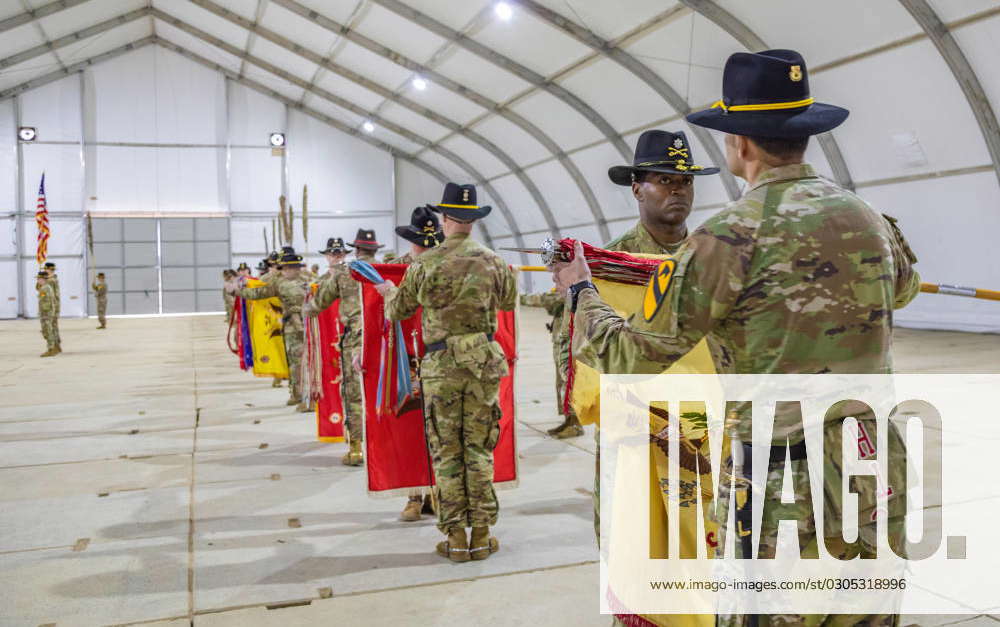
left=254, top=259, right=283, bottom=388
left=554, top=51, right=920, bottom=627
left=519, top=290, right=582, bottom=438
left=305, top=231, right=382, bottom=466
left=393, top=206, right=444, bottom=522
left=240, top=248, right=313, bottom=412
left=37, top=271, right=59, bottom=357
left=93, top=272, right=109, bottom=329
left=378, top=184, right=516, bottom=562
left=44, top=262, right=61, bottom=352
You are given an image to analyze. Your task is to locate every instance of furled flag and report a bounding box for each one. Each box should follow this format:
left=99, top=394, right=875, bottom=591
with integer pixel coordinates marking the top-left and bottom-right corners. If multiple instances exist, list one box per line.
left=35, top=173, right=49, bottom=264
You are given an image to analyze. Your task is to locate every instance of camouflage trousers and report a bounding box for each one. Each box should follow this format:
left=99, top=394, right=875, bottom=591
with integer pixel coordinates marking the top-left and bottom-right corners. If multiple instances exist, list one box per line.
left=422, top=370, right=502, bottom=534
left=97, top=299, right=107, bottom=326
left=40, top=316, right=57, bottom=351
left=341, top=328, right=364, bottom=443
left=283, top=323, right=304, bottom=403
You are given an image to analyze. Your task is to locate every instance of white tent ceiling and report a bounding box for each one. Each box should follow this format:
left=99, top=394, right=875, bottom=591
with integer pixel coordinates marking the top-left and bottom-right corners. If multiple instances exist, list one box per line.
left=1, top=0, right=999, bottom=326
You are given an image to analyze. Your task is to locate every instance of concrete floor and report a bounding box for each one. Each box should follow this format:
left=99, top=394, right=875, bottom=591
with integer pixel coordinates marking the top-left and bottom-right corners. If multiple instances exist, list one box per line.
left=0, top=310, right=998, bottom=627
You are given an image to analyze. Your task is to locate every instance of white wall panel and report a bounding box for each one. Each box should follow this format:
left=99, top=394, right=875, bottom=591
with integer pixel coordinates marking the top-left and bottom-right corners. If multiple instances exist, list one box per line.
left=21, top=144, right=83, bottom=214
left=472, top=114, right=549, bottom=167
left=0, top=259, right=17, bottom=318
left=287, top=109, right=394, bottom=217
left=19, top=74, right=82, bottom=142
left=525, top=159, right=590, bottom=236
left=439, top=134, right=508, bottom=179
left=510, top=91, right=604, bottom=153
left=228, top=81, right=284, bottom=145
left=858, top=171, right=1000, bottom=332
left=229, top=148, right=282, bottom=214
left=0, top=99, right=14, bottom=214
left=815, top=41, right=990, bottom=183
left=91, top=46, right=226, bottom=144
left=93, top=146, right=225, bottom=214
left=558, top=57, right=679, bottom=132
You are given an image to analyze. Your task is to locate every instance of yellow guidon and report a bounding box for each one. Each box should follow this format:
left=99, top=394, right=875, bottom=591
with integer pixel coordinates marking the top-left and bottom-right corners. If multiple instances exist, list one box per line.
left=643, top=258, right=677, bottom=322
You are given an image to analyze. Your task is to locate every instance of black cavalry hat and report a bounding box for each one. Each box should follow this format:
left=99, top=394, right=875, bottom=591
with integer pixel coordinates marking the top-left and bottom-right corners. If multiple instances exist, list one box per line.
left=687, top=49, right=848, bottom=138
left=237, top=262, right=250, bottom=272
left=44, top=261, right=56, bottom=269
left=431, top=182, right=491, bottom=221
left=608, top=130, right=719, bottom=186
left=257, top=258, right=269, bottom=273
left=396, top=205, right=443, bottom=248
left=319, top=237, right=348, bottom=254
left=277, top=247, right=304, bottom=267
left=348, top=229, right=384, bottom=250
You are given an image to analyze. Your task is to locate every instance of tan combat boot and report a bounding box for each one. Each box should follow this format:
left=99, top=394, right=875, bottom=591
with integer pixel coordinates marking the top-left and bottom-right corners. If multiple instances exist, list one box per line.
left=546, top=416, right=570, bottom=436
left=551, top=414, right=583, bottom=439
left=286, top=396, right=300, bottom=406
left=272, top=378, right=282, bottom=388
left=40, top=349, right=57, bottom=358
left=341, top=439, right=364, bottom=466
left=400, top=496, right=423, bottom=522
left=436, top=528, right=470, bottom=563
left=469, top=526, right=499, bottom=561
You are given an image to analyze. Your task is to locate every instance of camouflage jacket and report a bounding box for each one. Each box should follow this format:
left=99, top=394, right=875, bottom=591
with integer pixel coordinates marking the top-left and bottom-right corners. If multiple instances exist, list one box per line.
left=92, top=281, right=108, bottom=301
left=574, top=163, right=920, bottom=378
left=37, top=283, right=56, bottom=318
left=393, top=251, right=416, bottom=264
left=312, top=250, right=376, bottom=329
left=605, top=220, right=687, bottom=255
left=240, top=273, right=311, bottom=332
left=383, top=232, right=516, bottom=345
left=49, top=274, right=60, bottom=315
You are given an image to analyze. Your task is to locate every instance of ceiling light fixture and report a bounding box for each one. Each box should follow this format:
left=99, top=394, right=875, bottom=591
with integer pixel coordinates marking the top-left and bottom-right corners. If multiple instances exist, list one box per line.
left=412, top=77, right=427, bottom=91
left=362, top=121, right=375, bottom=133
left=495, top=2, right=513, bottom=21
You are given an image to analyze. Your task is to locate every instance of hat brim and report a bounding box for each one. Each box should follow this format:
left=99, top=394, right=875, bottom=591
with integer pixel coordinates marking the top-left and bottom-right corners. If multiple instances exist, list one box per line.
left=686, top=102, right=849, bottom=138
left=318, top=247, right=348, bottom=255
left=347, top=242, right=385, bottom=250
left=432, top=204, right=492, bottom=220
left=608, top=163, right=721, bottom=186
left=395, top=225, right=443, bottom=246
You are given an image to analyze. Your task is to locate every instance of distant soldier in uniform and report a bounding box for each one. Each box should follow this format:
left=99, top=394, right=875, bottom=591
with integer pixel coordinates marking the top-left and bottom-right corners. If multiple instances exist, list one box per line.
left=236, top=261, right=252, bottom=279
left=392, top=205, right=444, bottom=522
left=239, top=248, right=313, bottom=412
left=37, top=271, right=58, bottom=357
left=378, top=183, right=516, bottom=562
left=304, top=230, right=384, bottom=466
left=44, top=261, right=61, bottom=353
left=310, top=263, right=320, bottom=276
left=519, top=290, right=581, bottom=438
left=93, top=272, right=109, bottom=329
left=554, top=50, right=920, bottom=627
left=381, top=251, right=398, bottom=263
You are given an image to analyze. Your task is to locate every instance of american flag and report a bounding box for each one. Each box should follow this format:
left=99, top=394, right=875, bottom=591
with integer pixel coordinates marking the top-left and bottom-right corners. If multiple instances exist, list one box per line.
left=35, top=173, right=48, bottom=265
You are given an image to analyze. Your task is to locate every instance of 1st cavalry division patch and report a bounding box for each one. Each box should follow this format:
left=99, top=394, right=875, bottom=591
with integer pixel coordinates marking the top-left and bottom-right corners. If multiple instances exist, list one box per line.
left=643, top=259, right=677, bottom=322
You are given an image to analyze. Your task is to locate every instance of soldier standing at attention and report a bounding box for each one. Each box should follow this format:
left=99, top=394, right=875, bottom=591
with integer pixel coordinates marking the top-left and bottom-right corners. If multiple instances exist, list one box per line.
left=304, top=230, right=384, bottom=467
left=37, top=271, right=58, bottom=357
left=240, top=248, right=313, bottom=413
left=44, top=261, right=61, bottom=353
left=93, top=272, right=109, bottom=329
left=392, top=205, right=444, bottom=522
left=553, top=50, right=920, bottom=627
left=519, top=290, right=581, bottom=438
left=377, top=183, right=516, bottom=563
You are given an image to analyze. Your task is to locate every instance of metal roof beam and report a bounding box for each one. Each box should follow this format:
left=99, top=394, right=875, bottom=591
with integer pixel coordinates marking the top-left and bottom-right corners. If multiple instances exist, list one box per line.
left=181, top=0, right=550, bottom=241
left=370, top=0, right=632, bottom=164
left=270, top=0, right=609, bottom=241
left=899, top=0, right=1000, bottom=191
left=151, top=15, right=527, bottom=260
left=0, top=6, right=150, bottom=70
left=515, top=0, right=742, bottom=201
left=678, top=0, right=857, bottom=191
left=0, top=0, right=94, bottom=36
left=0, top=35, right=156, bottom=100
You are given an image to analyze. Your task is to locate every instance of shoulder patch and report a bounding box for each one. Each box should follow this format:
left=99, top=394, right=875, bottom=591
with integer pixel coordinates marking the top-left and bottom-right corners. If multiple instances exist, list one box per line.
left=643, top=259, right=677, bottom=322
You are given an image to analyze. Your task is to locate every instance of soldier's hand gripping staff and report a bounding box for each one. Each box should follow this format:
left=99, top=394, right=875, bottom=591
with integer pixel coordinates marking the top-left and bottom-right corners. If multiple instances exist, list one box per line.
left=377, top=183, right=516, bottom=563
left=240, top=248, right=313, bottom=413
left=553, top=50, right=920, bottom=627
